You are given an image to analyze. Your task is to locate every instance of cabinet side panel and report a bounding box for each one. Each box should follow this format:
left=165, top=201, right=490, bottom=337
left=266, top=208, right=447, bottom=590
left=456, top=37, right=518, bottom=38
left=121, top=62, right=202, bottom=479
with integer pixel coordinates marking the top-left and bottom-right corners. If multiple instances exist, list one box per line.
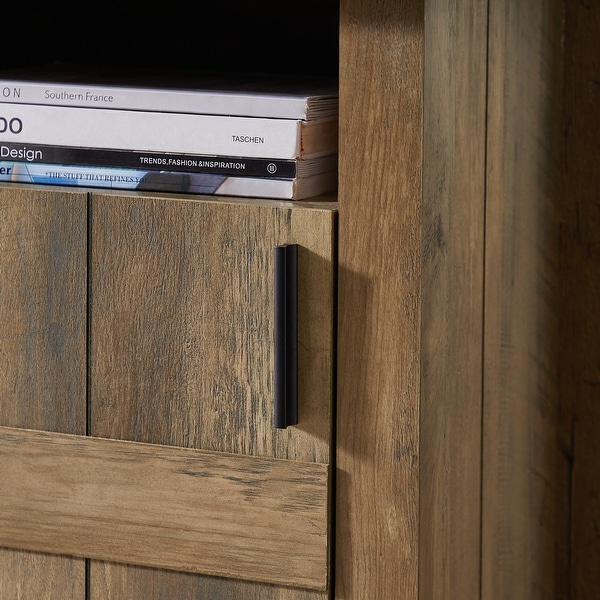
left=483, top=0, right=563, bottom=597
left=337, top=1, right=424, bottom=599
left=421, top=1, right=488, bottom=598
left=0, top=185, right=87, bottom=599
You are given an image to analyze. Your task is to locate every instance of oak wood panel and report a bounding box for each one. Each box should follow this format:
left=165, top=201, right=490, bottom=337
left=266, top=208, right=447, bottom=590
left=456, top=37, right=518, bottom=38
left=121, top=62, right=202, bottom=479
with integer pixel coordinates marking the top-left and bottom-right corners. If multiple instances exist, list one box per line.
left=0, top=186, right=87, bottom=431
left=559, top=2, right=600, bottom=598
left=89, top=194, right=336, bottom=461
left=88, top=193, right=336, bottom=598
left=91, top=563, right=332, bottom=600
left=0, top=550, right=85, bottom=600
left=337, top=1, right=423, bottom=598
left=483, top=1, right=563, bottom=597
left=0, top=185, right=87, bottom=598
left=0, top=426, right=329, bottom=590
left=421, top=1, right=487, bottom=598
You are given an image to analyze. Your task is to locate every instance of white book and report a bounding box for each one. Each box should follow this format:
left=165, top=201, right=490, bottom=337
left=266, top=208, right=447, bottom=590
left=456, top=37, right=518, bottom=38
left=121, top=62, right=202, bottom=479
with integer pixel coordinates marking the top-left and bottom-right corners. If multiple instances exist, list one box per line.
left=0, top=63, right=338, bottom=120
left=0, top=104, right=338, bottom=160
left=0, top=161, right=338, bottom=201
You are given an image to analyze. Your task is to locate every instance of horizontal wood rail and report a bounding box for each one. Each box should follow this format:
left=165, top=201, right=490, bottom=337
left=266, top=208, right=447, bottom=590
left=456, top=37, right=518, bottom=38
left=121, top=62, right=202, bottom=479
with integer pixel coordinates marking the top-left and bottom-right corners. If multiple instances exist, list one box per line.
left=0, top=426, right=329, bottom=590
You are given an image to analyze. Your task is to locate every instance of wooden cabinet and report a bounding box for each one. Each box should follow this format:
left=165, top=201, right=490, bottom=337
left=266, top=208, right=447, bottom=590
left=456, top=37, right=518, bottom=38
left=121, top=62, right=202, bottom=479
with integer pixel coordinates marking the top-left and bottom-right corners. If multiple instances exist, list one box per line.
left=0, top=186, right=337, bottom=598
left=337, top=1, right=598, bottom=599
left=1, top=1, right=600, bottom=599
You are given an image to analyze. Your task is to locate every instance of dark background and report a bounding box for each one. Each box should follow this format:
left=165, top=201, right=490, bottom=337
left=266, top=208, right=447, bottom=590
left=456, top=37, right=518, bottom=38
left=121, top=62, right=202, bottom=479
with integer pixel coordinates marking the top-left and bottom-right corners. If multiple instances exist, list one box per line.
left=1, top=2, right=339, bottom=78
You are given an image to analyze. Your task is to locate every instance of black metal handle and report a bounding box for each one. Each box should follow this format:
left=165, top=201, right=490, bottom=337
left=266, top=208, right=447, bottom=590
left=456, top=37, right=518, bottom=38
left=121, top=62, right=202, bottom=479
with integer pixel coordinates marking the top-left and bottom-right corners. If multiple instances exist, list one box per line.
left=273, top=244, right=298, bottom=429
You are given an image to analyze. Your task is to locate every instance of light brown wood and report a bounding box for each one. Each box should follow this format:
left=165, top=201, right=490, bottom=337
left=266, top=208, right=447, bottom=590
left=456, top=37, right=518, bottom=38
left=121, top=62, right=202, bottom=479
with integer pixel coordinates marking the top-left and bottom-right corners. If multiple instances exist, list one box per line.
left=482, top=0, right=563, bottom=597
left=0, top=185, right=87, bottom=599
left=90, top=563, right=331, bottom=600
left=4, top=2, right=600, bottom=598
left=0, top=185, right=87, bottom=431
left=0, top=188, right=336, bottom=598
left=0, top=426, right=329, bottom=590
left=0, top=551, right=85, bottom=600
left=420, top=1, right=487, bottom=598
left=337, top=1, right=423, bottom=598
left=88, top=192, right=336, bottom=598
left=89, top=193, right=336, bottom=462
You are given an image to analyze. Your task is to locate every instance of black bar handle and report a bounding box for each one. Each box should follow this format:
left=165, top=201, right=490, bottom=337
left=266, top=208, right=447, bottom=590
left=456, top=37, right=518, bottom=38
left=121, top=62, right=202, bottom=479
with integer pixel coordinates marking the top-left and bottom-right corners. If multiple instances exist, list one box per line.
left=273, top=244, right=298, bottom=429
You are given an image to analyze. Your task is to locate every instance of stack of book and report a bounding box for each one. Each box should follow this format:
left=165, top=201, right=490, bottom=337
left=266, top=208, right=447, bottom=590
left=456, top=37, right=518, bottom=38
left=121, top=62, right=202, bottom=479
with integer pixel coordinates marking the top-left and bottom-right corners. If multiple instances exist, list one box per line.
left=0, top=63, right=338, bottom=200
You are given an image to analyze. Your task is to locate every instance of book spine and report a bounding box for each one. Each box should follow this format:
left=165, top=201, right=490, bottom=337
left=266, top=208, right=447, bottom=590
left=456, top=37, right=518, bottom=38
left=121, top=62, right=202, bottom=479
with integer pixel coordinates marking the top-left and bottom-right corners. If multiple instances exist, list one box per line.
left=0, top=161, right=300, bottom=199
left=0, top=104, right=337, bottom=160
left=0, top=80, right=311, bottom=120
left=0, top=141, right=297, bottom=178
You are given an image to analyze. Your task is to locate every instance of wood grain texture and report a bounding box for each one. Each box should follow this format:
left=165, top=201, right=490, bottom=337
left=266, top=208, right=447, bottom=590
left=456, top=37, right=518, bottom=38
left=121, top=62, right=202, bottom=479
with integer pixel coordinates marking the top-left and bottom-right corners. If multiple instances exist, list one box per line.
left=88, top=193, right=336, bottom=597
left=421, top=1, right=487, bottom=598
left=0, top=186, right=87, bottom=432
left=90, top=563, right=332, bottom=600
left=0, top=426, right=329, bottom=590
left=0, top=550, right=85, bottom=600
left=89, top=194, right=336, bottom=462
left=337, top=1, right=423, bottom=598
left=0, top=185, right=88, bottom=598
left=559, top=2, right=600, bottom=598
left=483, top=1, right=563, bottom=598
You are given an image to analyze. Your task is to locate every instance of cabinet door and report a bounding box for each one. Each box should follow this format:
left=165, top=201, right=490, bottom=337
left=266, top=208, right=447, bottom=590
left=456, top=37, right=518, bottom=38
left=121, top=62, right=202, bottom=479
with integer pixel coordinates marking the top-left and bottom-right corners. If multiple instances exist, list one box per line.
left=87, top=193, right=337, bottom=598
left=0, top=188, right=336, bottom=599
left=0, top=186, right=88, bottom=599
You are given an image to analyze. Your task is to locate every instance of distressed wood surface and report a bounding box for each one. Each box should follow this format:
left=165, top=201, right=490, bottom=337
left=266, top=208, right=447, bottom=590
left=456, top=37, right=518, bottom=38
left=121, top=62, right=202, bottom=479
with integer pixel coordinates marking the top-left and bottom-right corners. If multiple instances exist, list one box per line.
left=482, top=1, right=563, bottom=597
left=0, top=188, right=336, bottom=598
left=420, top=1, right=488, bottom=598
left=88, top=193, right=337, bottom=598
left=0, top=185, right=88, bottom=599
left=0, top=426, right=329, bottom=590
left=89, top=194, right=336, bottom=462
left=90, top=565, right=330, bottom=600
left=337, top=1, right=423, bottom=598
